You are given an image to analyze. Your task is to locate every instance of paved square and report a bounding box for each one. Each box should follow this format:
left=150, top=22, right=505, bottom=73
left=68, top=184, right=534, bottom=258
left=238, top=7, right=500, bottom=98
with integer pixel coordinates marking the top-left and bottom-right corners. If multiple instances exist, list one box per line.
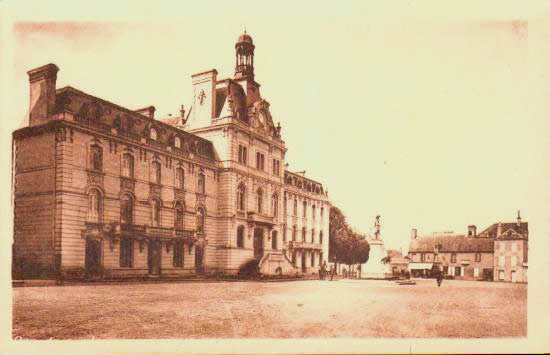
left=12, top=279, right=526, bottom=339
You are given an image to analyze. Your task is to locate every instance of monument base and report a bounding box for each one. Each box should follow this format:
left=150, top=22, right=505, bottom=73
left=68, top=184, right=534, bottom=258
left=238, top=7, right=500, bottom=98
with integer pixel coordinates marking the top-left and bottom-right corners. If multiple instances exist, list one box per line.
left=359, top=238, right=392, bottom=280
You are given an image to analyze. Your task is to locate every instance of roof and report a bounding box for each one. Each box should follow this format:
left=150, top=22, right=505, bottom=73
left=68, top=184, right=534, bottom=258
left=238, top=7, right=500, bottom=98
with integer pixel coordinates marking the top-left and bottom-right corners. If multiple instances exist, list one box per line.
left=409, top=235, right=494, bottom=253
left=237, top=33, right=253, bottom=45
left=478, top=222, right=528, bottom=240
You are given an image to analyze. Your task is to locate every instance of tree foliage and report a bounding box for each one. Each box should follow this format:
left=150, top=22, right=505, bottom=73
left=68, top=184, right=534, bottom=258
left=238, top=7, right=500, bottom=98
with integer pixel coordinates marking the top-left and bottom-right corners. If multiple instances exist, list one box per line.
left=329, top=206, right=370, bottom=266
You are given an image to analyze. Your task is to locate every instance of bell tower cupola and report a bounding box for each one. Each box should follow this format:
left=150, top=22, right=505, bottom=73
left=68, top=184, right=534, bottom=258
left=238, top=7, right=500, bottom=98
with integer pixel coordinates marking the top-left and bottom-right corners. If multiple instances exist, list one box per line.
left=235, top=30, right=255, bottom=80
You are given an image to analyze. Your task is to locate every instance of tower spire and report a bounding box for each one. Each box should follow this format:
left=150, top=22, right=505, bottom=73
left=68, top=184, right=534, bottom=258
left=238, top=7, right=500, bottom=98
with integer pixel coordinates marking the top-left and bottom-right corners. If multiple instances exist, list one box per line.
left=234, top=31, right=255, bottom=80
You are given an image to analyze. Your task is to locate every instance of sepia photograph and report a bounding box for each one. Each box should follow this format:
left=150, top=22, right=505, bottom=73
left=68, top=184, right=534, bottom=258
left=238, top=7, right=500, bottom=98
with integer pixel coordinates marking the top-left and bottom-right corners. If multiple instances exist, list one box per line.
left=1, top=1, right=549, bottom=354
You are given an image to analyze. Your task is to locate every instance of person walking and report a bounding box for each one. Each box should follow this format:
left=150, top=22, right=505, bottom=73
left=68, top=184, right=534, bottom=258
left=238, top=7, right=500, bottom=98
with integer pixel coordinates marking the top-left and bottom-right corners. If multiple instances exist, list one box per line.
left=330, top=264, right=335, bottom=281
left=321, top=261, right=328, bottom=280
left=436, top=268, right=444, bottom=287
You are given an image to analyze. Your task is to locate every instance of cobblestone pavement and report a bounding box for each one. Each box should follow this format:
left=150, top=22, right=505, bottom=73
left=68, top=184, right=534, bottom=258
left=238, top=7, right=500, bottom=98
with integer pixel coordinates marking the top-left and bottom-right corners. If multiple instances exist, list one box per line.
left=12, top=278, right=526, bottom=339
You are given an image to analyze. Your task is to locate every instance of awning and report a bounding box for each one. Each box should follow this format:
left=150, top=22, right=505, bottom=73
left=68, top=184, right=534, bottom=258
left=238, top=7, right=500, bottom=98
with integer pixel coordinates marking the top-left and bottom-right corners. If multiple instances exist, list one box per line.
left=408, top=262, right=433, bottom=270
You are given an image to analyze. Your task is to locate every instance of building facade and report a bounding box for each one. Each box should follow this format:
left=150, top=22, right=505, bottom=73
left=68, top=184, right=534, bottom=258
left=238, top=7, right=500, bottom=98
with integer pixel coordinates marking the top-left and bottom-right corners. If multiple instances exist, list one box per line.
left=12, top=33, right=330, bottom=280
left=407, top=213, right=528, bottom=282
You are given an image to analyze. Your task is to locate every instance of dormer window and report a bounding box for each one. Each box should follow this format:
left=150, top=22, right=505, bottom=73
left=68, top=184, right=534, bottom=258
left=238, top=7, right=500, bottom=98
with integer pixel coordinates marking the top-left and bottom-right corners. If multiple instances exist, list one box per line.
left=174, top=136, right=181, bottom=148
left=150, top=128, right=158, bottom=140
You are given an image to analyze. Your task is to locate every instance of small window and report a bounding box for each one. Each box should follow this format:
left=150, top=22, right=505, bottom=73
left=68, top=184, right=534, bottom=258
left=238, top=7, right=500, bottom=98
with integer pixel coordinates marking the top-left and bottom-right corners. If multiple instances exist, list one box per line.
left=257, top=188, right=263, bottom=214
left=302, top=227, right=306, bottom=242
left=88, top=189, right=102, bottom=222
left=198, top=172, right=205, bottom=194
left=152, top=199, right=161, bottom=226
left=311, top=252, right=315, bottom=267
left=256, top=152, right=265, bottom=170
left=174, top=136, right=181, bottom=148
left=293, top=199, right=298, bottom=216
left=303, top=201, right=307, bottom=218
left=272, top=193, right=278, bottom=217
left=237, top=184, right=246, bottom=211
left=451, top=253, right=457, bottom=263
left=122, top=153, right=134, bottom=178
left=319, top=231, right=323, bottom=245
left=475, top=253, right=481, bottom=262
left=175, top=168, right=185, bottom=189
left=197, top=207, right=205, bottom=234
left=283, top=195, right=287, bottom=215
left=420, top=253, right=426, bottom=262
left=175, top=203, right=184, bottom=229
left=173, top=240, right=184, bottom=267
left=152, top=161, right=161, bottom=184
left=312, top=205, right=316, bottom=220
left=150, top=127, right=158, bottom=140
left=238, top=145, right=248, bottom=165
left=120, top=194, right=133, bottom=225
left=321, top=207, right=324, bottom=221
left=90, top=144, right=103, bottom=171
left=120, top=237, right=134, bottom=268
left=272, top=159, right=280, bottom=176
left=292, top=225, right=297, bottom=241
left=237, top=225, right=245, bottom=248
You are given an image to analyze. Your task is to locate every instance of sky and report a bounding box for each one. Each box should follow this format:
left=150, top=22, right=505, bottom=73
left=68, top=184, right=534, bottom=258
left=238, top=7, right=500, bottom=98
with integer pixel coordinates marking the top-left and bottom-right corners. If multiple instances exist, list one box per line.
left=1, top=1, right=549, bottom=255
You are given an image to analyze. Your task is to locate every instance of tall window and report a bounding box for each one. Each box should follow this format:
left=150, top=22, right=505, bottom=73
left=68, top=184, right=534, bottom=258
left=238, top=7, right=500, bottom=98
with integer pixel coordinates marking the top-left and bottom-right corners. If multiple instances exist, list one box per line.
left=257, top=188, right=263, bottom=214
left=197, top=207, right=205, bottom=234
left=292, top=225, right=297, bottom=241
left=475, top=253, right=481, bottom=262
left=311, top=229, right=315, bottom=243
left=451, top=253, right=457, bottom=263
left=238, top=145, right=248, bottom=165
left=302, top=227, right=306, bottom=242
left=272, top=159, right=280, bottom=176
left=122, top=153, right=134, bottom=178
left=173, top=239, right=184, bottom=267
left=90, top=144, right=103, bottom=171
left=320, top=231, right=323, bottom=245
left=237, top=225, right=245, bottom=248
left=256, top=152, right=265, bottom=170
left=293, top=198, right=297, bottom=216
left=120, top=237, right=134, bottom=268
left=284, top=195, right=287, bottom=215
left=312, top=205, right=316, bottom=220
left=120, top=194, right=133, bottom=224
left=303, top=201, right=307, bottom=218
left=321, top=207, right=324, bottom=221
left=237, top=184, right=246, bottom=211
left=175, top=202, right=184, bottom=229
left=198, top=171, right=205, bottom=194
left=88, top=189, right=102, bottom=222
left=174, top=136, right=181, bottom=148
left=175, top=167, right=185, bottom=189
left=150, top=128, right=157, bottom=140
left=283, top=225, right=287, bottom=242
left=272, top=193, right=278, bottom=217
left=152, top=161, right=161, bottom=184
left=152, top=199, right=161, bottom=227
left=311, top=252, right=315, bottom=267
left=272, top=231, right=278, bottom=250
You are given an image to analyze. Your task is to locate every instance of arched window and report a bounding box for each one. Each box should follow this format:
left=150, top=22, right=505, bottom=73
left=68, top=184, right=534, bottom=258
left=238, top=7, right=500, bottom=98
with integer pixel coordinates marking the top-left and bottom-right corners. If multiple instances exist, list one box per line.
left=272, top=231, right=278, bottom=250
left=198, top=171, right=205, bottom=194
left=152, top=199, right=161, bottom=227
left=302, top=227, right=306, bottom=242
left=237, top=225, right=245, bottom=248
left=272, top=193, right=278, bottom=217
left=152, top=161, right=161, bottom=184
left=175, top=202, right=184, bottom=229
left=292, top=225, right=297, bottom=241
left=197, top=207, right=205, bottom=234
left=293, top=198, right=297, bottom=216
left=257, top=188, right=263, bottom=214
left=90, top=144, right=103, bottom=171
left=312, top=205, right=316, bottom=220
left=174, top=136, right=181, bottom=148
left=122, top=153, right=134, bottom=178
left=237, top=184, right=246, bottom=211
left=283, top=195, right=287, bottom=215
left=150, top=127, right=158, bottom=140
left=311, top=229, right=315, bottom=243
left=303, top=201, right=307, bottom=218
left=321, top=207, right=324, bottom=221
left=175, top=167, right=185, bottom=189
left=88, top=189, right=102, bottom=222
left=120, top=194, right=133, bottom=225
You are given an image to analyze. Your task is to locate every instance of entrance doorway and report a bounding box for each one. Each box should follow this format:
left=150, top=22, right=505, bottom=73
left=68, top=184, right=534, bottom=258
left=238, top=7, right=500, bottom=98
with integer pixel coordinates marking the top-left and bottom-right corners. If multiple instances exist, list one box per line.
left=85, top=239, right=102, bottom=278
left=195, top=245, right=204, bottom=274
left=301, top=252, right=306, bottom=272
left=253, top=228, right=264, bottom=259
left=148, top=238, right=161, bottom=275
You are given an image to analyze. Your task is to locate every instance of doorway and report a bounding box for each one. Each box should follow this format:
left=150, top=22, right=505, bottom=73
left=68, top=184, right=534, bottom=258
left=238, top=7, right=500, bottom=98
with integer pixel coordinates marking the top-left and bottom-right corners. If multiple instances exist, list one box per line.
left=85, top=239, right=102, bottom=278
left=301, top=252, right=306, bottom=272
left=253, top=228, right=264, bottom=259
left=148, top=238, right=161, bottom=275
left=195, top=245, right=204, bottom=274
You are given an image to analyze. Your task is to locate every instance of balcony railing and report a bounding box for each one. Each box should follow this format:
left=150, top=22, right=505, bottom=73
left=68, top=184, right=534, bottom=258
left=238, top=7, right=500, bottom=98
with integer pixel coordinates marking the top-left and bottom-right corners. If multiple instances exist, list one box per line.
left=289, top=241, right=322, bottom=250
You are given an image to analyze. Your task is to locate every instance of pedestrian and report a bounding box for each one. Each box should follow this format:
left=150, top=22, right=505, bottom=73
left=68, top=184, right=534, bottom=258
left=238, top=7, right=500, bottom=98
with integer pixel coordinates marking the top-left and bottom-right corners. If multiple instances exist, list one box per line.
left=330, top=265, right=335, bottom=281
left=321, top=261, right=328, bottom=280
left=436, top=268, right=444, bottom=287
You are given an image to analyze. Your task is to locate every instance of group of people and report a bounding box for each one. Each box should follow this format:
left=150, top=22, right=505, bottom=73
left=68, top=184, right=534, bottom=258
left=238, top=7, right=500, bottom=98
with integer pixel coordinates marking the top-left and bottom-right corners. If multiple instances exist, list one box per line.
left=318, top=261, right=336, bottom=281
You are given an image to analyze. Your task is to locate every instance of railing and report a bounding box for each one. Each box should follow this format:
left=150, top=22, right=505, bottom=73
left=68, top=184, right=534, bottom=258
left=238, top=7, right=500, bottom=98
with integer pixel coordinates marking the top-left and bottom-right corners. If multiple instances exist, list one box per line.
left=289, top=241, right=322, bottom=250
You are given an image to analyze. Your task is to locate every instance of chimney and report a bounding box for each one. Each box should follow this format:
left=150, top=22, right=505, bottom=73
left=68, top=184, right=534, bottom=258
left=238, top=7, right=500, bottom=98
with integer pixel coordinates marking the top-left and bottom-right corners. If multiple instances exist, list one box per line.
left=497, top=222, right=502, bottom=238
left=517, top=210, right=522, bottom=227
left=134, top=106, right=156, bottom=119
left=468, top=225, right=477, bottom=237
left=411, top=228, right=417, bottom=240
left=27, top=63, right=59, bottom=126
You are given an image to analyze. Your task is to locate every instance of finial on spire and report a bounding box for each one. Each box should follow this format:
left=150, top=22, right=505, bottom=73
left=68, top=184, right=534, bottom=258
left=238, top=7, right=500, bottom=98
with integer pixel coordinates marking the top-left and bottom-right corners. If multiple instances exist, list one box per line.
left=244, top=27, right=247, bottom=34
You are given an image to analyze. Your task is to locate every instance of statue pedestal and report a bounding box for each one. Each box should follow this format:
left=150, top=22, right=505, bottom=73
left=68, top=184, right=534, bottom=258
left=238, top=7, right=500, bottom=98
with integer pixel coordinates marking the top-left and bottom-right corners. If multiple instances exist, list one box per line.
left=360, top=239, right=392, bottom=279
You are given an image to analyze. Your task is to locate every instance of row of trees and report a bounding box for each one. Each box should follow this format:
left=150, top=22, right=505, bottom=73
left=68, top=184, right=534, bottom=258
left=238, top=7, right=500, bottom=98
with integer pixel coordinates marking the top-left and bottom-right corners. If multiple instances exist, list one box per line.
left=329, top=206, right=370, bottom=276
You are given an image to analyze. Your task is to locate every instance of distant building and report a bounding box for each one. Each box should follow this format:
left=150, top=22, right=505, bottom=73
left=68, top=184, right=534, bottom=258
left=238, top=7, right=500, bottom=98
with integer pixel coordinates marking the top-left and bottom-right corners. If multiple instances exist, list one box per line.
left=407, top=212, right=528, bottom=282
left=385, top=249, right=409, bottom=276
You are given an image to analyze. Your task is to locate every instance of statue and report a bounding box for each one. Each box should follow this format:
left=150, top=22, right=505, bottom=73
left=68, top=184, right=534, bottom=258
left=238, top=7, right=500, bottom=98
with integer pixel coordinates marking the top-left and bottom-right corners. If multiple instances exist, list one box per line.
left=374, top=215, right=381, bottom=240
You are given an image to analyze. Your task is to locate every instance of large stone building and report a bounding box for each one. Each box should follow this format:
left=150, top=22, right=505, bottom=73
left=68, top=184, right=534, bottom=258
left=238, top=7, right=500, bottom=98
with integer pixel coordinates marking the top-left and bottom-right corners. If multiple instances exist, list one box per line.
left=12, top=32, right=330, bottom=280
left=407, top=212, right=528, bottom=282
